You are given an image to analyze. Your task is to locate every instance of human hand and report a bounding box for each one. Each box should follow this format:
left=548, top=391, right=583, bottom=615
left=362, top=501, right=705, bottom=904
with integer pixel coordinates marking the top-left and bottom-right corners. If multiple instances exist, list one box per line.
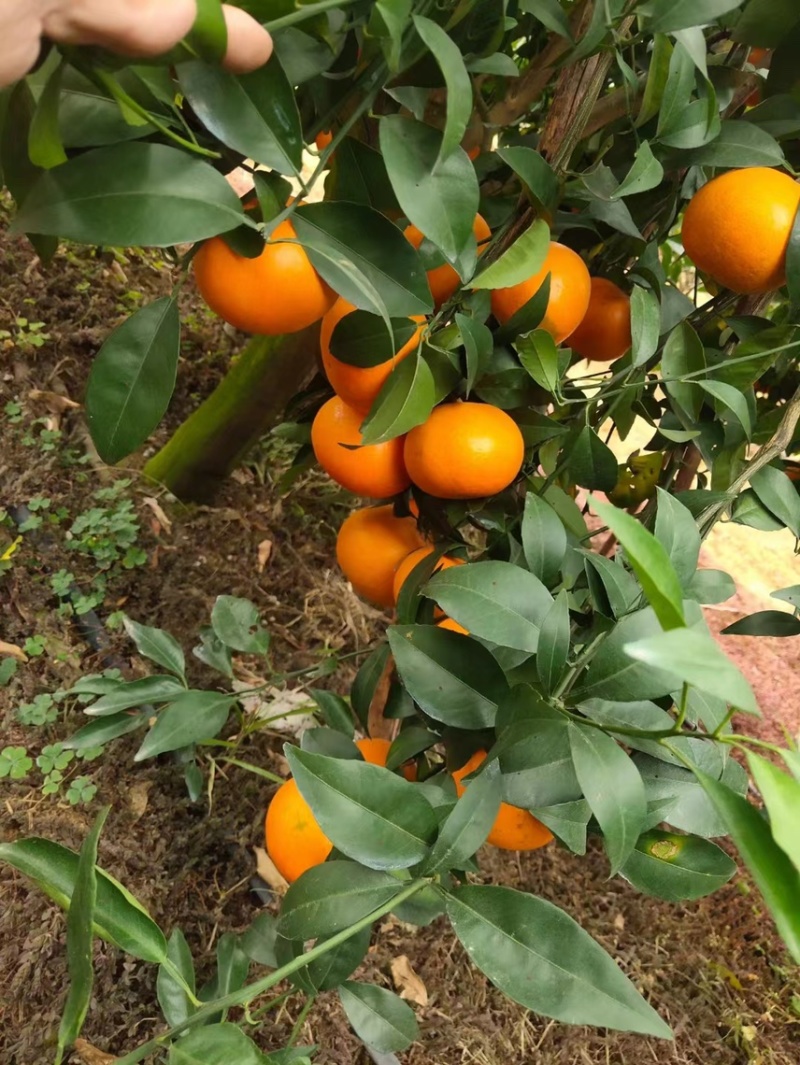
left=2, top=0, right=273, bottom=88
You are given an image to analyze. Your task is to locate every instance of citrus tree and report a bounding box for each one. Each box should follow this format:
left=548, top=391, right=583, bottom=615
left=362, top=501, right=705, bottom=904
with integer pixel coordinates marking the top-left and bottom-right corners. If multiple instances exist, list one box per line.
left=3, top=0, right=800, bottom=1061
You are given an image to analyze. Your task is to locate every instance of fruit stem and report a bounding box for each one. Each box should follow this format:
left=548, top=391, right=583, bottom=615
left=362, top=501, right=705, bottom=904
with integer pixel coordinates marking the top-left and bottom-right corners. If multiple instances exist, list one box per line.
left=263, top=0, right=360, bottom=32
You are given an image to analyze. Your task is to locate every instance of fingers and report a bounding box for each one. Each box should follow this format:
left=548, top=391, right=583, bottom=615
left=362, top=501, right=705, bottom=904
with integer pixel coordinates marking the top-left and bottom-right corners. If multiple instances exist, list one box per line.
left=1, top=1, right=57, bottom=88
left=220, top=4, right=272, bottom=74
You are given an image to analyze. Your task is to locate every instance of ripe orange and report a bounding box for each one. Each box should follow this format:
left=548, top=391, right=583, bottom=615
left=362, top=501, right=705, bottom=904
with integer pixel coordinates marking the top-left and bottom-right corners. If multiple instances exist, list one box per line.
left=490, top=241, right=591, bottom=344
left=336, top=504, right=426, bottom=608
left=682, top=167, right=800, bottom=295
left=404, top=402, right=524, bottom=499
left=568, top=277, right=632, bottom=362
left=453, top=751, right=554, bottom=851
left=405, top=214, right=492, bottom=307
left=392, top=547, right=464, bottom=606
left=355, top=737, right=416, bottom=781
left=315, top=129, right=333, bottom=150
left=311, top=396, right=410, bottom=498
left=194, top=220, right=335, bottom=335
left=437, top=617, right=469, bottom=634
left=320, top=298, right=425, bottom=414
left=265, top=777, right=333, bottom=883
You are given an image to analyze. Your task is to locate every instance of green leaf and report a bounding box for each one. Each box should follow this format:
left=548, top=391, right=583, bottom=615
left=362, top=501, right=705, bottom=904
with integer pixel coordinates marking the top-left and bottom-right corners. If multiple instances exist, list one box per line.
left=387, top=624, right=507, bottom=730
left=750, top=465, right=800, bottom=537
left=178, top=55, right=301, bottom=173
left=186, top=0, right=228, bottom=62
left=83, top=675, right=186, bottom=717
left=747, top=753, right=800, bottom=871
left=786, top=200, right=800, bottom=308
left=287, top=926, right=371, bottom=995
left=309, top=690, right=354, bottom=737
left=635, top=754, right=746, bottom=838
left=301, top=727, right=360, bottom=761
left=654, top=488, right=700, bottom=588
left=446, top=884, right=672, bottom=1037
left=28, top=58, right=67, bottom=170
left=456, top=313, right=493, bottom=396
left=157, top=928, right=196, bottom=1028
left=590, top=497, right=685, bottom=631
left=339, top=982, right=419, bottom=1053
left=613, top=141, right=663, bottom=198
left=569, top=428, right=619, bottom=492
left=640, top=0, right=744, bottom=33
left=286, top=746, right=437, bottom=870
left=329, top=311, right=418, bottom=369
left=211, top=595, right=270, bottom=654
left=63, top=710, right=149, bottom=751
left=12, top=143, right=247, bottom=246
left=350, top=644, right=391, bottom=728
left=661, top=321, right=705, bottom=420
left=494, top=274, right=551, bottom=342
left=537, top=591, right=570, bottom=695
left=412, top=16, right=472, bottom=167
left=686, top=568, right=736, bottom=605
left=773, top=584, right=800, bottom=609
left=423, top=762, right=502, bottom=873
left=581, top=552, right=640, bottom=619
left=495, top=145, right=559, bottom=212
left=134, top=692, right=235, bottom=761
left=722, top=610, right=800, bottom=637
left=293, top=201, right=431, bottom=317
left=425, top=561, right=553, bottom=652
left=620, top=830, right=737, bottom=901
left=380, top=114, right=479, bottom=264
left=569, top=723, right=646, bottom=875
left=193, top=626, right=233, bottom=678
left=0, top=837, right=167, bottom=962
left=241, top=913, right=278, bottom=968
left=573, top=609, right=682, bottom=702
left=472, top=219, right=549, bottom=290
left=498, top=707, right=582, bottom=808
left=528, top=800, right=591, bottom=855
left=700, top=379, right=752, bottom=438
left=369, top=0, right=413, bottom=70
left=169, top=1023, right=270, bottom=1065
left=693, top=771, right=800, bottom=963
left=521, top=491, right=568, bottom=587
left=678, top=120, right=785, bottom=168
left=520, top=0, right=573, bottom=39
left=630, top=285, right=660, bottom=367
left=57, top=808, right=109, bottom=1058
left=86, top=297, right=180, bottom=465
left=516, top=328, right=561, bottom=395
left=359, top=348, right=435, bottom=445
left=625, top=629, right=759, bottom=715
left=122, top=616, right=185, bottom=678
left=278, top=863, right=402, bottom=940
left=733, top=0, right=800, bottom=47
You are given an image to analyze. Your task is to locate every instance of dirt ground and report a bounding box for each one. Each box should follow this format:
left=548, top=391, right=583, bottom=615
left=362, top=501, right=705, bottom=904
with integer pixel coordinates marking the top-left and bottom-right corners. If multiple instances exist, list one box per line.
left=1, top=215, right=799, bottom=1065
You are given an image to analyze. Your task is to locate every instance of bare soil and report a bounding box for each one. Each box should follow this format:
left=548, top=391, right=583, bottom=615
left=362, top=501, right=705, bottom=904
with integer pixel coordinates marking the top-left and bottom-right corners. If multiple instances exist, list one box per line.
left=1, top=217, right=799, bottom=1065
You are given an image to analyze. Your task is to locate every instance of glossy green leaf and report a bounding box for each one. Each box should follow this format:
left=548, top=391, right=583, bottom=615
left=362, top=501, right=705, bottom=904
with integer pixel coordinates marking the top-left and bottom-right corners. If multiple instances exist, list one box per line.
left=157, top=928, right=196, bottom=1028
left=581, top=551, right=640, bottom=619
left=134, top=692, right=235, bottom=761
left=635, top=754, right=746, bottom=838
left=0, top=838, right=167, bottom=962
left=423, top=761, right=502, bottom=873
left=521, top=492, right=568, bottom=587
left=28, top=58, right=67, bottom=169
left=537, top=591, right=570, bottom=695
left=57, top=808, right=109, bottom=1059
left=494, top=274, right=551, bottom=341
left=613, top=141, right=663, bottom=198
left=339, top=981, right=419, bottom=1053
left=516, top=328, right=561, bottom=395
left=169, top=1023, right=270, bottom=1065
left=456, top=313, right=493, bottom=396
left=640, top=0, right=744, bottom=33
left=329, top=311, right=418, bottom=369
left=700, top=379, right=752, bottom=438
left=413, top=15, right=472, bottom=167
left=179, top=56, right=301, bottom=174
left=750, top=465, right=800, bottom=537
left=630, top=285, right=661, bottom=367
left=350, top=644, right=391, bottom=729
left=211, top=595, right=270, bottom=654
left=620, top=830, right=736, bottom=901
left=529, top=800, right=591, bottom=855
left=386, top=727, right=437, bottom=770
left=185, top=0, right=228, bottom=62
left=722, top=610, right=800, bottom=637
left=369, top=0, right=413, bottom=69
left=380, top=114, right=479, bottom=263
left=193, top=626, right=233, bottom=679
left=12, top=143, right=248, bottom=246
left=122, top=617, right=185, bottom=678
left=773, top=584, right=800, bottom=609
left=387, top=624, right=507, bottom=729
left=360, top=347, right=435, bottom=445
left=425, top=561, right=553, bottom=652
left=497, top=703, right=582, bottom=808
left=83, top=675, right=186, bottom=717
left=286, top=746, right=437, bottom=870
left=747, top=753, right=800, bottom=871
left=569, top=428, right=619, bottom=492
left=496, top=146, right=559, bottom=212
left=569, top=723, right=646, bottom=875
left=520, top=0, right=572, bottom=39
left=786, top=200, right=800, bottom=308
left=590, top=497, right=685, bottom=631
left=63, top=710, right=149, bottom=751
left=278, top=863, right=402, bottom=940
left=293, top=201, right=431, bottom=317
left=86, top=297, right=180, bottom=465
left=573, top=609, right=682, bottom=702
left=661, top=321, right=705, bottom=421
left=694, top=770, right=800, bottom=963
left=288, top=925, right=372, bottom=995
left=732, top=489, right=786, bottom=532
left=472, top=219, right=549, bottom=290
left=679, top=120, right=784, bottom=168
left=325, top=137, right=399, bottom=214
left=446, top=884, right=672, bottom=1036
left=733, top=0, right=800, bottom=47
left=308, top=690, right=354, bottom=737
left=241, top=913, right=278, bottom=968
left=301, top=727, right=360, bottom=761
left=654, top=488, right=700, bottom=588
left=625, top=629, right=759, bottom=715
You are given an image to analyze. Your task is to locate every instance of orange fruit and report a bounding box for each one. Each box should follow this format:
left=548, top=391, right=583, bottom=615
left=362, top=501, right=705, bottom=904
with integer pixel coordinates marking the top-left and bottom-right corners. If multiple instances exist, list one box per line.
left=568, top=277, right=632, bottom=363
left=311, top=396, right=410, bottom=498
left=194, top=220, right=335, bottom=335
left=437, top=617, right=469, bottom=634
left=320, top=298, right=425, bottom=414
left=392, top=547, right=464, bottom=606
left=748, top=47, right=771, bottom=67
left=336, top=504, right=426, bottom=608
left=405, top=214, right=492, bottom=307
left=490, top=241, right=591, bottom=344
left=355, top=737, right=417, bottom=781
left=453, top=751, right=554, bottom=851
left=315, top=129, right=333, bottom=150
left=682, top=167, right=800, bottom=295
left=404, top=402, right=524, bottom=499
left=265, top=777, right=333, bottom=883
left=466, top=145, right=481, bottom=161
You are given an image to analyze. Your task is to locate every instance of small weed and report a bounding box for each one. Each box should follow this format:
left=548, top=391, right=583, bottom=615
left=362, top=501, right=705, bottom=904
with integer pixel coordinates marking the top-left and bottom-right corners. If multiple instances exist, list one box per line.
left=4, top=400, right=23, bottom=423
left=66, top=776, right=97, bottom=805
left=0, top=317, right=51, bottom=350
left=0, top=658, right=18, bottom=686
left=17, top=693, right=57, bottom=726
left=0, top=746, right=33, bottom=779
left=23, top=635, right=47, bottom=657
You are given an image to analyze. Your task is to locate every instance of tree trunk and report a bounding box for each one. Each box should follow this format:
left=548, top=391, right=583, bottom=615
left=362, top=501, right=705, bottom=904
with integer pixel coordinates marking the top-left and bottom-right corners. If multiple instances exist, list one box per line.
left=143, top=325, right=319, bottom=503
